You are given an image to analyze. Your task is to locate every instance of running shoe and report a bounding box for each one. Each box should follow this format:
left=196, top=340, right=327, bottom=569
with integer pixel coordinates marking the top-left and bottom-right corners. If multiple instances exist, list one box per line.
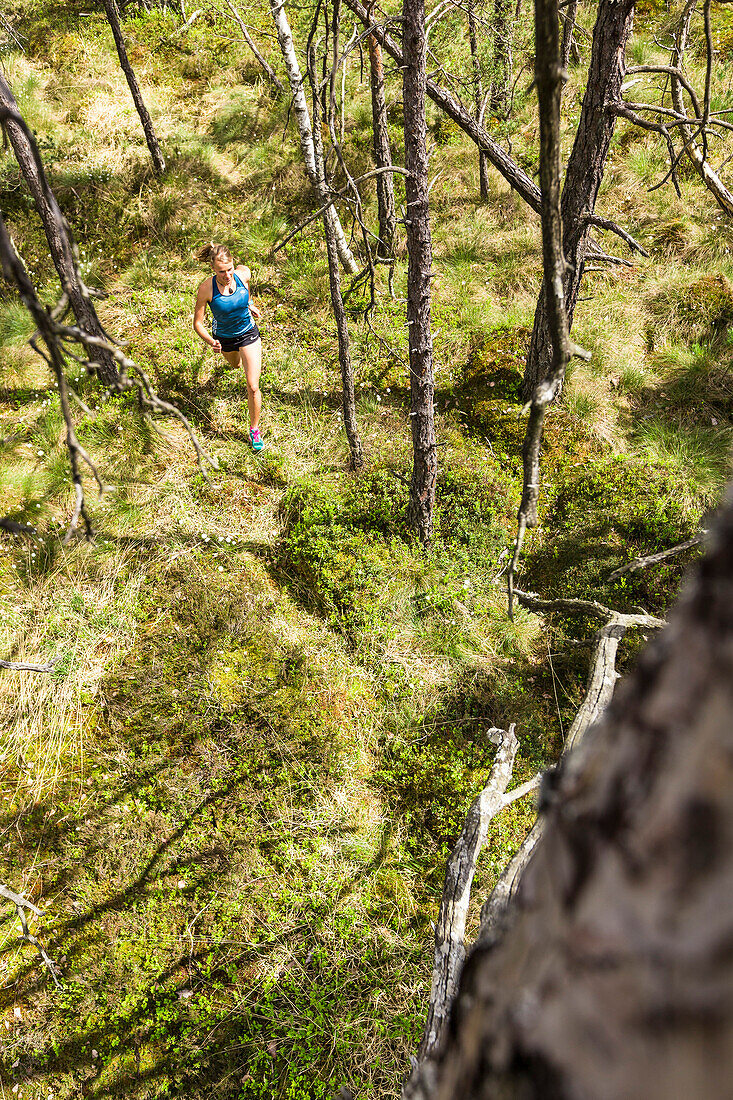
left=249, top=427, right=264, bottom=452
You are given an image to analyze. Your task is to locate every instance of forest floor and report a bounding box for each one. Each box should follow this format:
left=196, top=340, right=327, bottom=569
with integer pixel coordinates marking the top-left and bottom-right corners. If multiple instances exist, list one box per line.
left=1, top=1, right=733, bottom=1097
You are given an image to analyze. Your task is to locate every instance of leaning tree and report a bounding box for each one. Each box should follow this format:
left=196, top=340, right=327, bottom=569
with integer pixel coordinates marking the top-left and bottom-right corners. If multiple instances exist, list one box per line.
left=0, top=73, right=122, bottom=388
left=406, top=477, right=733, bottom=1097
left=102, top=0, right=166, bottom=176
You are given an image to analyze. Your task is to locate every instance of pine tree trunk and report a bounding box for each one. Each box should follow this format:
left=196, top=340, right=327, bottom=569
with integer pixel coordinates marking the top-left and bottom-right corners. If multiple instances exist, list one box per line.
left=561, top=0, right=580, bottom=69
left=103, top=0, right=166, bottom=176
left=0, top=74, right=121, bottom=388
left=308, top=49, right=363, bottom=470
left=404, top=480, right=733, bottom=1100
left=269, top=0, right=359, bottom=273
left=522, top=0, right=635, bottom=399
left=489, top=0, right=513, bottom=115
left=366, top=31, right=397, bottom=256
left=468, top=0, right=490, bottom=199
left=403, top=0, right=437, bottom=545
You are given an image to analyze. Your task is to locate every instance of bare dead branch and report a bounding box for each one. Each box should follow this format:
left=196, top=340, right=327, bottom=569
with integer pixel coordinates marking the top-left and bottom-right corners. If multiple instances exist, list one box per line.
left=617, top=100, right=733, bottom=135
left=0, top=219, right=100, bottom=540
left=270, top=166, right=410, bottom=254
left=171, top=7, right=203, bottom=35
left=419, top=724, right=532, bottom=1059
left=217, top=0, right=285, bottom=91
left=0, top=518, right=37, bottom=536
left=626, top=62, right=702, bottom=116
left=0, top=659, right=57, bottom=672
left=513, top=588, right=666, bottom=628
left=0, top=12, right=26, bottom=51
left=0, top=885, right=61, bottom=988
left=606, top=531, right=707, bottom=582
left=585, top=242, right=635, bottom=267
left=502, top=773, right=542, bottom=804
left=585, top=213, right=649, bottom=255
left=0, top=884, right=43, bottom=913
left=616, top=2, right=733, bottom=213
left=667, top=0, right=733, bottom=216
left=0, top=87, right=122, bottom=386
left=475, top=596, right=663, bottom=958
left=477, top=818, right=542, bottom=945
left=611, top=100, right=684, bottom=195
left=408, top=582, right=660, bottom=1093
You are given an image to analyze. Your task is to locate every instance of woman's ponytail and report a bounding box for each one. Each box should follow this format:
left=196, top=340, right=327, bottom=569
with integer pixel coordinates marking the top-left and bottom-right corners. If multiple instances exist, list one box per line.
left=197, top=242, right=234, bottom=265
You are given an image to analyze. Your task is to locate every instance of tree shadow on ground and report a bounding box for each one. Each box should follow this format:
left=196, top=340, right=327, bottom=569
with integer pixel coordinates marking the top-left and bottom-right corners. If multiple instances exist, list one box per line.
left=0, top=555, right=405, bottom=1100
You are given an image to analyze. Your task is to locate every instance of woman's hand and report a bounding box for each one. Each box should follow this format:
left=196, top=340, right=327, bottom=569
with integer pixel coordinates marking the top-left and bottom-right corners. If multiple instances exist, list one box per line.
left=250, top=304, right=262, bottom=321
left=211, top=338, right=221, bottom=352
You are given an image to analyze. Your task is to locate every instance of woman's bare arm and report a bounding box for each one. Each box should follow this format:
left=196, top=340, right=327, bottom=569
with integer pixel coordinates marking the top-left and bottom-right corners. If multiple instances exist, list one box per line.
left=193, top=280, right=220, bottom=349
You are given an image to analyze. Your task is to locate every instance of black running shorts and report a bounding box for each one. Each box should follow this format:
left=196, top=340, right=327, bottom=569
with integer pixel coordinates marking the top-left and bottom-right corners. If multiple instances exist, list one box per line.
left=219, top=325, right=260, bottom=353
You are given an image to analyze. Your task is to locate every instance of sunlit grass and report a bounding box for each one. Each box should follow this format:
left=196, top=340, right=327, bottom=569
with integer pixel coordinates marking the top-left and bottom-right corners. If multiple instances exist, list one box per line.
left=0, top=301, right=35, bottom=347
left=0, top=544, right=142, bottom=802
left=631, top=418, right=732, bottom=510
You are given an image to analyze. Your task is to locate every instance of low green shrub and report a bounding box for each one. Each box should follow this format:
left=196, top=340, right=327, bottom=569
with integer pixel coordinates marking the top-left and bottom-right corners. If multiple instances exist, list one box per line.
left=526, top=452, right=701, bottom=612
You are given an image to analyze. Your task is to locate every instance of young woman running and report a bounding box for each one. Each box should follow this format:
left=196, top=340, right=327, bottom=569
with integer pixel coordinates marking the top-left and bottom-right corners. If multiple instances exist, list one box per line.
left=193, top=243, right=264, bottom=451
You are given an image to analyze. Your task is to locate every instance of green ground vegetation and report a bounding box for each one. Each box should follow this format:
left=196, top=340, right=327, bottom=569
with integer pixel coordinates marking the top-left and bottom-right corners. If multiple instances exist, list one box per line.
left=1, top=0, right=732, bottom=1096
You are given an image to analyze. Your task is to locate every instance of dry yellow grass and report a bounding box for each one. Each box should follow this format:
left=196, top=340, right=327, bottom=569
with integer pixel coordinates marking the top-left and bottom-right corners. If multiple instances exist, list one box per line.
left=0, top=546, right=142, bottom=803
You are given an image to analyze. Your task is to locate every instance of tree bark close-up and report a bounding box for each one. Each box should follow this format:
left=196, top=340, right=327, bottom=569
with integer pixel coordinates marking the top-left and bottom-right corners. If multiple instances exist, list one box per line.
left=403, top=478, right=733, bottom=1099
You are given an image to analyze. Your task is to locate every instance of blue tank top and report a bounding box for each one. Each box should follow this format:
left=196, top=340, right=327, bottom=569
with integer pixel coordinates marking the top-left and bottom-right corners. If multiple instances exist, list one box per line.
left=210, top=272, right=254, bottom=339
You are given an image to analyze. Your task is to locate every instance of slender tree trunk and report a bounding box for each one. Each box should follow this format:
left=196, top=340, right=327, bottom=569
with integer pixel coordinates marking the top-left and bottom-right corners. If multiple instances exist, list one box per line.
left=506, top=0, right=575, bottom=608
left=468, top=0, right=490, bottom=198
left=103, top=0, right=166, bottom=176
left=561, top=0, right=580, bottom=69
left=307, top=48, right=363, bottom=470
left=489, top=0, right=512, bottom=115
left=222, top=0, right=285, bottom=93
left=0, top=74, right=121, bottom=388
left=269, top=0, right=358, bottom=273
left=403, top=0, right=437, bottom=545
left=522, top=0, right=635, bottom=398
left=366, top=29, right=397, bottom=256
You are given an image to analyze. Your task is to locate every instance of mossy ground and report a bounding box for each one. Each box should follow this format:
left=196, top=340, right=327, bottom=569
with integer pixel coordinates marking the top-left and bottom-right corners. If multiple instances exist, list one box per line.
left=1, top=0, right=732, bottom=1096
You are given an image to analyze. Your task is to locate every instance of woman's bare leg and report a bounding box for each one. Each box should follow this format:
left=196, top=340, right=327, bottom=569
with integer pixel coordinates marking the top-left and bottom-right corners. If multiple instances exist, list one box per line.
left=240, top=339, right=262, bottom=431
left=221, top=348, right=241, bottom=371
